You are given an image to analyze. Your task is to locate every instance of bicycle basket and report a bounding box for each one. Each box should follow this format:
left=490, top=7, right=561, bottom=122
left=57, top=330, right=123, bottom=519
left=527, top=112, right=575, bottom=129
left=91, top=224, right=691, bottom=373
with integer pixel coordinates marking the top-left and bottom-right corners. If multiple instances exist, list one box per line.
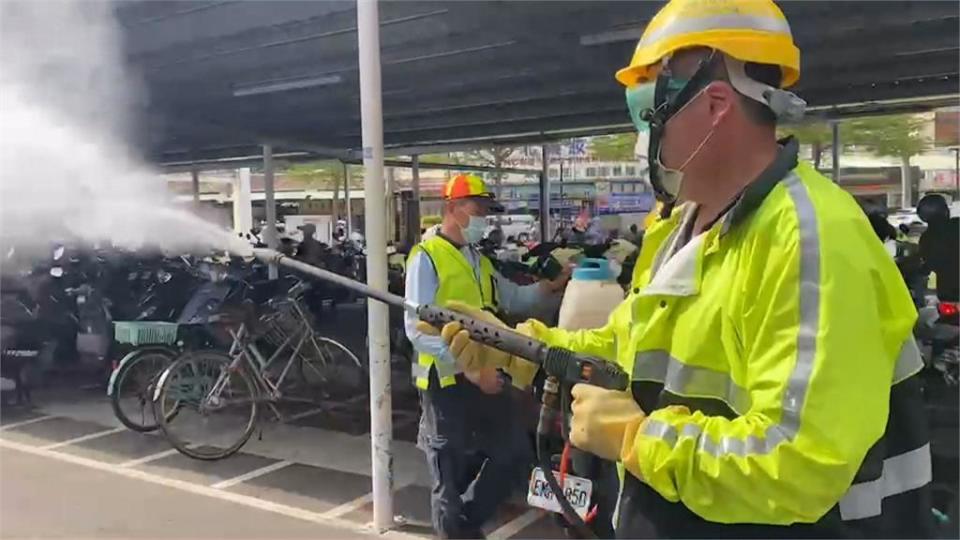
left=114, top=321, right=179, bottom=346
left=259, top=301, right=309, bottom=349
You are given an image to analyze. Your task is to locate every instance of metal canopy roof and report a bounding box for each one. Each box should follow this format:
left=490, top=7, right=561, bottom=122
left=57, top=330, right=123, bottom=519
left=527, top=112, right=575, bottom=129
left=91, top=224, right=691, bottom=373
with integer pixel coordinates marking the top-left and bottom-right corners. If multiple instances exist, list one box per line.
left=118, top=1, right=960, bottom=165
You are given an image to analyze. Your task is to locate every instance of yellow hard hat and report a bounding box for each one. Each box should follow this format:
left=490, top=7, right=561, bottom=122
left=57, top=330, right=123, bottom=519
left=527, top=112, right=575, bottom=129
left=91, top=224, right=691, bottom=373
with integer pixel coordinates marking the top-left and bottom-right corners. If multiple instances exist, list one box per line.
left=615, top=0, right=800, bottom=88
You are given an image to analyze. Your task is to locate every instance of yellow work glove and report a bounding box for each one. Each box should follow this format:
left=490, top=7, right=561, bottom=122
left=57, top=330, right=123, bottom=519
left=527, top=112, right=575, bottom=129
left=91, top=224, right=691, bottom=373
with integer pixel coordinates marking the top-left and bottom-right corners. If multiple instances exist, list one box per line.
left=414, top=301, right=513, bottom=372
left=570, top=384, right=647, bottom=462
left=504, top=321, right=541, bottom=389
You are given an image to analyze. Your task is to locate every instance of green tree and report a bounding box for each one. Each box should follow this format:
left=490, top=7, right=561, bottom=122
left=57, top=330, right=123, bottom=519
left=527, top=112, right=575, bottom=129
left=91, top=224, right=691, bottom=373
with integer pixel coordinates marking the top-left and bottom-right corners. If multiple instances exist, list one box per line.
left=780, top=121, right=835, bottom=169
left=844, top=114, right=931, bottom=206
left=285, top=160, right=362, bottom=220
left=463, top=146, right=520, bottom=198
left=420, top=147, right=522, bottom=193
left=588, top=132, right=638, bottom=161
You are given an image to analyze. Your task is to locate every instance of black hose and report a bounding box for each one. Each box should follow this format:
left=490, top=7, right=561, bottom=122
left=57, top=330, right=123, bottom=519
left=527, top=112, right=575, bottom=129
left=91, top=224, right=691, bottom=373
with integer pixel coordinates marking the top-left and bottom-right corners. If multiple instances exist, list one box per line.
left=536, top=431, right=597, bottom=538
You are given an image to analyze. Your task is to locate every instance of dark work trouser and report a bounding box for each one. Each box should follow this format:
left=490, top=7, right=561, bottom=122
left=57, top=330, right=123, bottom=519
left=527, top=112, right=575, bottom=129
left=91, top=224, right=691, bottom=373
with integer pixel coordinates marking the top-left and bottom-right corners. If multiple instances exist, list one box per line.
left=418, top=370, right=532, bottom=539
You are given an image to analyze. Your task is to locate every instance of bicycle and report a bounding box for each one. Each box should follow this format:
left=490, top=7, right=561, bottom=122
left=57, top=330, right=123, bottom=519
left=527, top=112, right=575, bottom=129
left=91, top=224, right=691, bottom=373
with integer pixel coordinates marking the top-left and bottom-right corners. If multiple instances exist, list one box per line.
left=108, top=259, right=263, bottom=433
left=152, top=281, right=366, bottom=460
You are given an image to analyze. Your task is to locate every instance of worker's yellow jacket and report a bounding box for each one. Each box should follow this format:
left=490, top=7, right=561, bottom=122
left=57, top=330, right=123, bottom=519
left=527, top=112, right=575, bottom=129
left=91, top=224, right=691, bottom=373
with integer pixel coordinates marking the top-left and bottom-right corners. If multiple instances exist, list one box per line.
left=527, top=139, right=933, bottom=537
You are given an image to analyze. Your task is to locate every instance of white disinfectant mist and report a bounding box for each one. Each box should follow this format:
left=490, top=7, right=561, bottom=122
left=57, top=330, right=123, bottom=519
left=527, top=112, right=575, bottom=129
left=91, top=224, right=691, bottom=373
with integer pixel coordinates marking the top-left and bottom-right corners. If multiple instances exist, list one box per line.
left=0, top=0, right=252, bottom=260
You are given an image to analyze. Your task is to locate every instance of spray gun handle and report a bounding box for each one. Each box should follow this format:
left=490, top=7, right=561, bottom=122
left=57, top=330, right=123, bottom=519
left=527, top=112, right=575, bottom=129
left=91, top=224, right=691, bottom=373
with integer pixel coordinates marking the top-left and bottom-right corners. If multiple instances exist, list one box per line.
left=541, top=347, right=629, bottom=391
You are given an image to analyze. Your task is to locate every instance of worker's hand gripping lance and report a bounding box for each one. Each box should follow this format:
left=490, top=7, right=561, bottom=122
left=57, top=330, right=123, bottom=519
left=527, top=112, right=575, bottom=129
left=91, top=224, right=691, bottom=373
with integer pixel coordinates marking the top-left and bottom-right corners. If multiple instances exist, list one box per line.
left=252, top=248, right=626, bottom=538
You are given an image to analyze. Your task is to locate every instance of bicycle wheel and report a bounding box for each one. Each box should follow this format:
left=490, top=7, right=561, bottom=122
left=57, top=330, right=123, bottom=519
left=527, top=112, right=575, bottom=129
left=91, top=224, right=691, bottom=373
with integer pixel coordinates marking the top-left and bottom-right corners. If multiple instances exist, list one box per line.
left=110, top=348, right=176, bottom=432
left=293, top=336, right=367, bottom=401
left=154, top=350, right=259, bottom=460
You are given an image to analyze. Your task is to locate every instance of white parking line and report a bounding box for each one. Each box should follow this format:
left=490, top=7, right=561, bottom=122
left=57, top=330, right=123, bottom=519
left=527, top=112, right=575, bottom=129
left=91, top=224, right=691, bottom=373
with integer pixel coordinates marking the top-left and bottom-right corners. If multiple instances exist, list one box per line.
left=0, top=414, right=55, bottom=431
left=0, top=438, right=425, bottom=540
left=321, top=491, right=374, bottom=519
left=119, top=448, right=179, bottom=468
left=211, top=460, right=293, bottom=490
left=487, top=508, right=542, bottom=540
left=42, top=427, right=126, bottom=449
left=285, top=407, right=326, bottom=422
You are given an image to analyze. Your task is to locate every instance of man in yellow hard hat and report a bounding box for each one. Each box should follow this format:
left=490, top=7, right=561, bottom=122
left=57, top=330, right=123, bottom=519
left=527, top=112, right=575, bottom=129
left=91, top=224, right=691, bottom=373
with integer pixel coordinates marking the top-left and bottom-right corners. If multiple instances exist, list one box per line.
left=404, top=173, right=568, bottom=538
left=421, top=0, right=933, bottom=537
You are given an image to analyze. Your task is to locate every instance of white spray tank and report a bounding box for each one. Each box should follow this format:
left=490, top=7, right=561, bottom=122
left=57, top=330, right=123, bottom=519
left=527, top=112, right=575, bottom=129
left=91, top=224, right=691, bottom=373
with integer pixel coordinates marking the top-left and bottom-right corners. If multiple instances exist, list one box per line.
left=557, top=258, right=625, bottom=330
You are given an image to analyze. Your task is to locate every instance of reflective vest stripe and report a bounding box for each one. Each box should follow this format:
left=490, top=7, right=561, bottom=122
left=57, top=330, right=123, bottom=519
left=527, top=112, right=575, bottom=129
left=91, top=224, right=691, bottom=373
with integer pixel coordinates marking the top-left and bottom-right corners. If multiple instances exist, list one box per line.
left=640, top=172, right=818, bottom=456
left=838, top=443, right=932, bottom=521
left=633, top=350, right=752, bottom=414
left=641, top=13, right=792, bottom=48
left=634, top=335, right=924, bottom=417
left=892, top=337, right=924, bottom=385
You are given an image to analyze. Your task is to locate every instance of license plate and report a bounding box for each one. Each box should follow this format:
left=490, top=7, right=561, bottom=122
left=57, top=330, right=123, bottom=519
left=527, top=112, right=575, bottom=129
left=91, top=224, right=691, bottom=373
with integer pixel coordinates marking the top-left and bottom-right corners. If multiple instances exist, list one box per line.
left=526, top=467, right=592, bottom=519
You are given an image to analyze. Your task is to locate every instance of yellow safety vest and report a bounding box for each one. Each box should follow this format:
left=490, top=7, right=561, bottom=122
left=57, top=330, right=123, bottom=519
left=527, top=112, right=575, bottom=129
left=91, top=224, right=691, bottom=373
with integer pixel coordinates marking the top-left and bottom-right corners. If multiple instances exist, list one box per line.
left=408, top=235, right=498, bottom=389
left=527, top=142, right=928, bottom=534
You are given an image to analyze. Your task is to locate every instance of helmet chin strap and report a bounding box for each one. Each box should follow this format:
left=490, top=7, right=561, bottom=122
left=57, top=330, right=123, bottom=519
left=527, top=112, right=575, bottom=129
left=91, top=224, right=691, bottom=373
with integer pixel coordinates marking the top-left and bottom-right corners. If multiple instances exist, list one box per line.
left=645, top=52, right=720, bottom=212
left=722, top=55, right=807, bottom=122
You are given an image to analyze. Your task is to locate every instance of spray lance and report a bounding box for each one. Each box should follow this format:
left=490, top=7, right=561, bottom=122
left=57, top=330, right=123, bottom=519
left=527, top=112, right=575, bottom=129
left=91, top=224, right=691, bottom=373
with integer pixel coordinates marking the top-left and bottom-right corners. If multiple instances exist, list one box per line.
left=253, top=248, right=626, bottom=537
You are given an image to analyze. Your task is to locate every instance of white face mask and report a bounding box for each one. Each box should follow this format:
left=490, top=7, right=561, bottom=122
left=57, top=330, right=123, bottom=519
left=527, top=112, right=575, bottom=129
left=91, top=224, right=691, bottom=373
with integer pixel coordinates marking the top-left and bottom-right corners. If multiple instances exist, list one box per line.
left=653, top=88, right=716, bottom=201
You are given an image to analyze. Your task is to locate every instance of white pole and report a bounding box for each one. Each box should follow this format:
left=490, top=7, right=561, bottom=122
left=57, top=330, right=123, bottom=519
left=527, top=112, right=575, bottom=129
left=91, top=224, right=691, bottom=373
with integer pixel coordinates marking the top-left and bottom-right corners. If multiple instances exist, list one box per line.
left=233, top=167, right=253, bottom=234
left=411, top=154, right=421, bottom=244
left=900, top=157, right=913, bottom=209
left=540, top=145, right=551, bottom=241
left=344, top=162, right=353, bottom=236
left=191, top=167, right=200, bottom=206
left=263, top=145, right=279, bottom=280
left=386, top=166, right=396, bottom=242
left=831, top=121, right=840, bottom=184
left=357, top=0, right=393, bottom=532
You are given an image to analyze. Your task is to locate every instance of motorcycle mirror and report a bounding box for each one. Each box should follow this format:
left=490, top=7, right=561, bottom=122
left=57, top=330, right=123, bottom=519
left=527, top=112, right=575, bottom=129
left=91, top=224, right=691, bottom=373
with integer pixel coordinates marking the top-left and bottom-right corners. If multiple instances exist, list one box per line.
left=50, top=267, right=64, bottom=278
left=53, top=246, right=65, bottom=261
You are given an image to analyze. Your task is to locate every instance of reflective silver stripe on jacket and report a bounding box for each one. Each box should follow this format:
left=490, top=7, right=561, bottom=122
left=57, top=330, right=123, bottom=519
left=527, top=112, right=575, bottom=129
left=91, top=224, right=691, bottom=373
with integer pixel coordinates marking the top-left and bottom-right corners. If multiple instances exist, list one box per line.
left=839, top=443, right=932, bottom=521
left=638, top=332, right=923, bottom=421
left=641, top=172, right=818, bottom=456
left=893, top=337, right=924, bottom=385
left=633, top=350, right=752, bottom=414
left=640, top=13, right=792, bottom=48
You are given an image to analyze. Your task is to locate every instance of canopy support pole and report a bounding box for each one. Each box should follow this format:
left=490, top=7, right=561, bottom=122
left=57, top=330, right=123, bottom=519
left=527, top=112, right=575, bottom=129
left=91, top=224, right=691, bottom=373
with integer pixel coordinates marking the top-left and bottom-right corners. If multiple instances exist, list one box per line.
left=412, top=154, right=421, bottom=244
left=357, top=0, right=393, bottom=532
left=540, top=144, right=551, bottom=241
left=344, top=162, right=353, bottom=236
left=263, top=145, right=279, bottom=280
left=831, top=121, right=841, bottom=184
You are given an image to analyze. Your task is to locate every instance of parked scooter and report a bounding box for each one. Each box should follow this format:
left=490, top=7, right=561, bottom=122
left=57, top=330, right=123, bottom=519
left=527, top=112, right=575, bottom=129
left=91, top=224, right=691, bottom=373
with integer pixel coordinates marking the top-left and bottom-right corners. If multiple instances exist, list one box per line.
left=48, top=246, right=113, bottom=378
left=0, top=249, right=44, bottom=404
left=918, top=297, right=960, bottom=387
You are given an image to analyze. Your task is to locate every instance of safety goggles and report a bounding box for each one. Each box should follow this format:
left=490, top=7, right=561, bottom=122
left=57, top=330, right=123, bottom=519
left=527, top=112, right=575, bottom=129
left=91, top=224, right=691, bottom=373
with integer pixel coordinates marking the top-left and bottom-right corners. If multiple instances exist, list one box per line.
left=625, top=78, right=686, bottom=132
left=624, top=50, right=719, bottom=133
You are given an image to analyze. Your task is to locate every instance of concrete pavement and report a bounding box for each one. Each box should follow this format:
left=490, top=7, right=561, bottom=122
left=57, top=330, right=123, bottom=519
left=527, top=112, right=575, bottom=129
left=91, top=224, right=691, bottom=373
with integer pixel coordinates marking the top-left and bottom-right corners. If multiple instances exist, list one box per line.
left=0, top=445, right=376, bottom=539
left=0, top=398, right=564, bottom=540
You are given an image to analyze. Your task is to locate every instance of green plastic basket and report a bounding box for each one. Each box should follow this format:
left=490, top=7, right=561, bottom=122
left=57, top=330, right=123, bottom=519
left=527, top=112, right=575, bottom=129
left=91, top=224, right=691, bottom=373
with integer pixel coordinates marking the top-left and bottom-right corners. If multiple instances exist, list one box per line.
left=113, top=321, right=179, bottom=346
